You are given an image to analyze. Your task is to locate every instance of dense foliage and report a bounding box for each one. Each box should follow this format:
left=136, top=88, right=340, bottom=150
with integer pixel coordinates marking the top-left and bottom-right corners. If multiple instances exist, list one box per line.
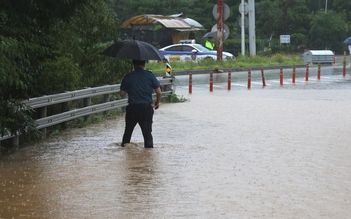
left=111, top=0, right=350, bottom=54
left=0, top=0, right=130, bottom=139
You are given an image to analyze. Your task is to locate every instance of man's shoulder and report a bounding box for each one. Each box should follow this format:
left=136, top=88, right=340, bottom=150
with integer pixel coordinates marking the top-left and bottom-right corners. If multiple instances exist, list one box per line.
left=144, top=70, right=158, bottom=79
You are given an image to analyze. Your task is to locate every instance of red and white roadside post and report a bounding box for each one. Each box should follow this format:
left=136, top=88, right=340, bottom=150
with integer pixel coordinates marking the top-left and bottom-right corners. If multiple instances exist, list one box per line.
left=305, top=62, right=309, bottom=82
left=292, top=65, right=296, bottom=84
left=189, top=73, right=192, bottom=94
left=227, top=70, right=231, bottom=90
left=280, top=65, right=283, bottom=86
left=247, top=68, right=251, bottom=89
left=210, top=71, right=214, bottom=92
left=261, top=67, right=266, bottom=87
left=343, top=51, right=347, bottom=77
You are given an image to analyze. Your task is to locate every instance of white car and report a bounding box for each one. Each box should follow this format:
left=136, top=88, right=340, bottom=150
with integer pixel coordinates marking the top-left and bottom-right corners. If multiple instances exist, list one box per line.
left=159, top=40, right=235, bottom=62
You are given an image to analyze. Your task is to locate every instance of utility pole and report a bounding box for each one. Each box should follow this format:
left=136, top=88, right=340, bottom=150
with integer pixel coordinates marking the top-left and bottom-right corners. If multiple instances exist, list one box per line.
left=248, top=0, right=256, bottom=56
left=217, top=0, right=223, bottom=61
left=241, top=0, right=245, bottom=56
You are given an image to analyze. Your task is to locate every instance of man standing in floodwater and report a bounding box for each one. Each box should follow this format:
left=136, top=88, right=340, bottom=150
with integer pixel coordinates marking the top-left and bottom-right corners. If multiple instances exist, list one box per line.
left=119, top=59, right=162, bottom=148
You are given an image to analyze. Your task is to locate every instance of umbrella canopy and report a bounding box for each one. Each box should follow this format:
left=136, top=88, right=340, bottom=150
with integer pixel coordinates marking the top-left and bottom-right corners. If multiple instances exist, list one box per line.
left=343, top=36, right=351, bottom=44
left=102, top=40, right=165, bottom=61
left=202, top=32, right=213, bottom=38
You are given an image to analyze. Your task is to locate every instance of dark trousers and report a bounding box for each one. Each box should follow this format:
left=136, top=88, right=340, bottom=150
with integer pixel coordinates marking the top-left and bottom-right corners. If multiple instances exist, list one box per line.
left=122, top=104, right=154, bottom=148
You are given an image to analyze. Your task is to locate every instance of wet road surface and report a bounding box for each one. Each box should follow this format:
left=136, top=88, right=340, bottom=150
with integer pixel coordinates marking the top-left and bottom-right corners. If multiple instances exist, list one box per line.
left=1, top=70, right=351, bottom=219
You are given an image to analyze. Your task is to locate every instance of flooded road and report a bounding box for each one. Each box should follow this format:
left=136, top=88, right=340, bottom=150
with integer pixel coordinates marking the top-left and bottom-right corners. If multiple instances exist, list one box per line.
left=1, top=72, right=351, bottom=218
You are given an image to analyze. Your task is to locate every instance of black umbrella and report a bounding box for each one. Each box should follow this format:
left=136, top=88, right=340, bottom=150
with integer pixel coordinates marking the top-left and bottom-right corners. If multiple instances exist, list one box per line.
left=102, top=40, right=165, bottom=61
left=343, top=36, right=351, bottom=44
left=202, top=32, right=214, bottom=38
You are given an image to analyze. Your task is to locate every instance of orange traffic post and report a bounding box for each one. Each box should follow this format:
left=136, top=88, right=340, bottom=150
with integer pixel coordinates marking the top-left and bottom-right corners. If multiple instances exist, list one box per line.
left=210, top=71, right=213, bottom=92
left=227, top=70, right=231, bottom=90
left=305, top=63, right=309, bottom=82
left=189, top=73, right=192, bottom=94
left=342, top=52, right=346, bottom=77
left=317, top=62, right=321, bottom=80
left=261, top=67, right=266, bottom=87
left=247, top=68, right=251, bottom=89
left=280, top=65, right=283, bottom=86
left=292, top=65, right=296, bottom=84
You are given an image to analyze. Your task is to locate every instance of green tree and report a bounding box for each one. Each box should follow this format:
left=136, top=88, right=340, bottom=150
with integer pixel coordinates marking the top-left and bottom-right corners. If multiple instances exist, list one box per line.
left=256, top=0, right=309, bottom=37
left=256, top=0, right=280, bottom=38
left=309, top=10, right=348, bottom=52
left=38, top=0, right=128, bottom=92
left=107, top=0, right=351, bottom=54
left=306, top=0, right=327, bottom=13
left=1, top=0, right=91, bottom=138
left=1, top=0, right=136, bottom=140
left=331, top=0, right=351, bottom=34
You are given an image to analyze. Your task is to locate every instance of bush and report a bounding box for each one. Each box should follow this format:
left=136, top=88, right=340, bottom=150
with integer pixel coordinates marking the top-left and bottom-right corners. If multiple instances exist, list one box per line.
left=162, top=93, right=188, bottom=103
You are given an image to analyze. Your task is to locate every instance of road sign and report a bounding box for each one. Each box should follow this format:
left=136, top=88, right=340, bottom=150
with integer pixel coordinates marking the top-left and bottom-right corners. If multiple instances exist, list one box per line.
left=212, top=3, right=230, bottom=21
left=239, top=2, right=249, bottom=14
left=211, top=24, right=230, bottom=41
left=238, top=16, right=248, bottom=28
left=280, top=35, right=291, bottom=44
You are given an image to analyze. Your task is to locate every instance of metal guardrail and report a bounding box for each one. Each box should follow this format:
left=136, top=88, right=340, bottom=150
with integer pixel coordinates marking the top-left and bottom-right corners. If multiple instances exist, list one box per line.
left=1, top=78, right=173, bottom=143
left=23, top=84, right=121, bottom=109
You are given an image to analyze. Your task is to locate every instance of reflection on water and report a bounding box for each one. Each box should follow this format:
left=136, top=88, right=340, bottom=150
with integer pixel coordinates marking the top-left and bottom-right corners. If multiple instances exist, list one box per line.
left=1, top=80, right=351, bottom=218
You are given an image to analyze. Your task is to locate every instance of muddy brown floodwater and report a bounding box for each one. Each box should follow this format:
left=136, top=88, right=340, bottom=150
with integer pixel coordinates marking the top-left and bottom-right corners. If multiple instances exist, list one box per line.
left=1, top=75, right=351, bottom=218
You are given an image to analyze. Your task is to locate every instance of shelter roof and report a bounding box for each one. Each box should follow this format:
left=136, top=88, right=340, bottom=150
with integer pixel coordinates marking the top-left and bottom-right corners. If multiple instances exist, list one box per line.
left=120, top=13, right=203, bottom=31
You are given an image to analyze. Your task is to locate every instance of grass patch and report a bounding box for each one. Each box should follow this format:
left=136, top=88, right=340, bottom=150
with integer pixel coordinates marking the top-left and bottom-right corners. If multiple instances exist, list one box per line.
left=146, top=54, right=305, bottom=73
left=50, top=129, right=60, bottom=137
left=162, top=93, right=188, bottom=103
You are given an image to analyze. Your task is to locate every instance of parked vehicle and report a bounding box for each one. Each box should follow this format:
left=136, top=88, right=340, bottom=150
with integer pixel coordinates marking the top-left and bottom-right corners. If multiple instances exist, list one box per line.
left=159, top=40, right=235, bottom=62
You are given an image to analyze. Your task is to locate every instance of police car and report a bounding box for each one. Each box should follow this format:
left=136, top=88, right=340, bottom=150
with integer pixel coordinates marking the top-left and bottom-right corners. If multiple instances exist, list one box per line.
left=159, top=39, right=235, bottom=62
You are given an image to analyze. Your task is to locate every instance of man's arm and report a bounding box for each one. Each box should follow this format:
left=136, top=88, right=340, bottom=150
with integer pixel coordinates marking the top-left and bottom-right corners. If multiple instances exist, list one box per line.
left=120, top=90, right=127, bottom=97
left=154, top=87, right=162, bottom=110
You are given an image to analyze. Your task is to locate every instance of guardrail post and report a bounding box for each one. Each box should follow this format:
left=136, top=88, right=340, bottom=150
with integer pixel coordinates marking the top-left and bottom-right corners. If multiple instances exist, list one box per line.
left=161, top=78, right=172, bottom=94
left=103, top=94, right=110, bottom=115
left=84, top=97, right=91, bottom=107
left=12, top=136, right=19, bottom=148
left=39, top=106, right=48, bottom=138
left=83, top=96, right=91, bottom=121
left=61, top=102, right=69, bottom=128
